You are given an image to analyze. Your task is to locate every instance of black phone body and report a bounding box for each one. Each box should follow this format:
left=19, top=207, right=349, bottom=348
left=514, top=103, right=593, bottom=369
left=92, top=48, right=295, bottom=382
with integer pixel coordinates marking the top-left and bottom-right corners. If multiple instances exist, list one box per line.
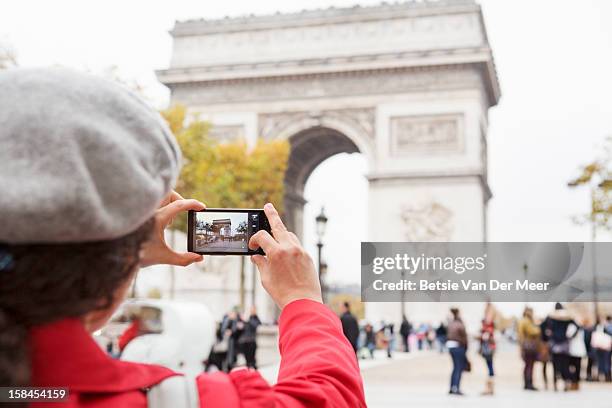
left=188, top=208, right=270, bottom=255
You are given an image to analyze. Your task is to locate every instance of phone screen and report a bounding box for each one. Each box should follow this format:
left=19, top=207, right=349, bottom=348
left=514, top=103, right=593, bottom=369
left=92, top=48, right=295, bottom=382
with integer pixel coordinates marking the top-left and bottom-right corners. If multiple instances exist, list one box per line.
left=188, top=209, right=270, bottom=255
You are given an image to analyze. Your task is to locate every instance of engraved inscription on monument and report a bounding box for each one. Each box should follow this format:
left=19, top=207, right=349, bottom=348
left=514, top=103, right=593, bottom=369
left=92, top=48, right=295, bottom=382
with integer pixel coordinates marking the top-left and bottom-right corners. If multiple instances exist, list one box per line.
left=390, top=114, right=463, bottom=154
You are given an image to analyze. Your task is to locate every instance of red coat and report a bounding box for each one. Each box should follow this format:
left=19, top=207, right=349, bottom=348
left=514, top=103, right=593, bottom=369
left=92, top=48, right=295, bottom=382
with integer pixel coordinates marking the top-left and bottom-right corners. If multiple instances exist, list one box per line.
left=118, top=319, right=140, bottom=351
left=30, top=299, right=366, bottom=407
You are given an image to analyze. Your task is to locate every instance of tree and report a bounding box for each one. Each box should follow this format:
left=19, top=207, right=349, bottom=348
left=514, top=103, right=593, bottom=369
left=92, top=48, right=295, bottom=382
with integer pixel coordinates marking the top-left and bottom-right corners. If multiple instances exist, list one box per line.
left=568, top=135, right=612, bottom=321
left=161, top=104, right=290, bottom=308
left=568, top=136, right=612, bottom=230
left=236, top=221, right=248, bottom=234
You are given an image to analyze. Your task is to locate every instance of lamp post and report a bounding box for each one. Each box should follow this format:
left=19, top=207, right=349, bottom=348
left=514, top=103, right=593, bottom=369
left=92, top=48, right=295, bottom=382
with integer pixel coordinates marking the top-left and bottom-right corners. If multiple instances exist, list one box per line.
left=320, top=261, right=328, bottom=303
left=316, top=207, right=328, bottom=303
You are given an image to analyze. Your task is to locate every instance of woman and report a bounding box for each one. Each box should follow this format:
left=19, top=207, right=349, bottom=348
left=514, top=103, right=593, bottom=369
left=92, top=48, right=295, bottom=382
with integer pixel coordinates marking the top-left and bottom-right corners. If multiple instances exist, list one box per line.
left=478, top=304, right=496, bottom=395
left=0, top=68, right=366, bottom=407
left=544, top=303, right=578, bottom=391
left=592, top=317, right=612, bottom=382
left=446, top=308, right=468, bottom=396
left=517, top=307, right=541, bottom=391
left=567, top=321, right=586, bottom=390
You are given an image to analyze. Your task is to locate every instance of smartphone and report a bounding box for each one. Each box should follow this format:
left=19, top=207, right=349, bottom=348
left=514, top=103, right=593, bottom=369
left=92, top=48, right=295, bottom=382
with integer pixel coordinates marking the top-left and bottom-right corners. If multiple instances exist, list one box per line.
left=187, top=208, right=271, bottom=255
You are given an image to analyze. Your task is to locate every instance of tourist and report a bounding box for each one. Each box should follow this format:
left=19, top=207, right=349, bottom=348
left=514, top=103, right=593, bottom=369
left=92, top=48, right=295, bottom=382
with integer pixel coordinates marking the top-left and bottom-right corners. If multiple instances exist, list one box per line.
left=220, top=309, right=243, bottom=370
left=0, top=68, right=366, bottom=407
left=478, top=304, right=496, bottom=395
left=446, top=307, right=468, bottom=396
left=543, top=303, right=578, bottom=391
left=237, top=305, right=261, bottom=369
left=567, top=320, right=587, bottom=390
left=359, top=323, right=376, bottom=359
left=399, top=315, right=412, bottom=352
left=205, top=323, right=231, bottom=372
left=539, top=315, right=552, bottom=390
left=583, top=318, right=596, bottom=381
left=385, top=323, right=396, bottom=358
left=592, top=317, right=612, bottom=382
left=416, top=323, right=428, bottom=350
left=435, top=322, right=448, bottom=353
left=340, top=301, right=360, bottom=353
left=517, top=307, right=541, bottom=391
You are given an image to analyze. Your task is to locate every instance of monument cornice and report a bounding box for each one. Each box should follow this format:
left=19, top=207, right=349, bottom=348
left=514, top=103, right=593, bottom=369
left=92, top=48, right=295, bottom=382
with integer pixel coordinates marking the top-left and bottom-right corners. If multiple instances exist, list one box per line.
left=157, top=49, right=500, bottom=105
left=157, top=58, right=500, bottom=106
left=158, top=47, right=491, bottom=81
left=171, top=1, right=479, bottom=36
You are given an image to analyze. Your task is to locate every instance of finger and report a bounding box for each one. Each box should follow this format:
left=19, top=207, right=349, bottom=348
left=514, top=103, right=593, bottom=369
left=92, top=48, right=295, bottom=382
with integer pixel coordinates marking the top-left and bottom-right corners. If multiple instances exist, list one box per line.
left=251, top=254, right=269, bottom=270
left=169, top=190, right=183, bottom=202
left=263, top=203, right=288, bottom=238
left=159, top=190, right=184, bottom=207
left=249, top=230, right=278, bottom=254
left=286, top=231, right=301, bottom=245
left=166, top=251, right=204, bottom=267
left=159, top=199, right=205, bottom=223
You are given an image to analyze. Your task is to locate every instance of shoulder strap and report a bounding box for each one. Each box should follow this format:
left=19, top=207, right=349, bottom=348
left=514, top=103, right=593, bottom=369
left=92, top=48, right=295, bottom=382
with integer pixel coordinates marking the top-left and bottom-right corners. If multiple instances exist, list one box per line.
left=147, top=375, right=200, bottom=408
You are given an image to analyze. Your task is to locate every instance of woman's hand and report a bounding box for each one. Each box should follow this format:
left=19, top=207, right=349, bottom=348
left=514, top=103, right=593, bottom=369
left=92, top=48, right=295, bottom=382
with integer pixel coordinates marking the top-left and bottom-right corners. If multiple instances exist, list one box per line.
left=248, top=203, right=322, bottom=309
left=139, top=191, right=205, bottom=268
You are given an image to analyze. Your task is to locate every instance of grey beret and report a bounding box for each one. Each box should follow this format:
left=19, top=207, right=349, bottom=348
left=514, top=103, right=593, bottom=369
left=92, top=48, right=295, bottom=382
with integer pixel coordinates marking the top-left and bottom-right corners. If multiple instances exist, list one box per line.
left=0, top=68, right=181, bottom=243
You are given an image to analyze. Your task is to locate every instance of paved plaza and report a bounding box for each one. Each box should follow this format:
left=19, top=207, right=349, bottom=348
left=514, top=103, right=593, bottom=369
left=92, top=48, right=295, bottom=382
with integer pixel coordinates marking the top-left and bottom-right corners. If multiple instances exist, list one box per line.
left=259, top=340, right=611, bottom=407
left=361, top=346, right=611, bottom=408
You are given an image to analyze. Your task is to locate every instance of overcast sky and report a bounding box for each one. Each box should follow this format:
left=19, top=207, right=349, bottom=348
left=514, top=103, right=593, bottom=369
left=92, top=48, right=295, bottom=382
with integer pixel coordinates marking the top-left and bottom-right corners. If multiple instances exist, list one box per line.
left=2, top=0, right=612, bottom=291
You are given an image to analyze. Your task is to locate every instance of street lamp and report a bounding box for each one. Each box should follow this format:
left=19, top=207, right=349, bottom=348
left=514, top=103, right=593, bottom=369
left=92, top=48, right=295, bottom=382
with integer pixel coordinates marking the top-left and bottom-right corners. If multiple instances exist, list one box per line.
left=320, top=261, right=328, bottom=300
left=316, top=207, right=328, bottom=302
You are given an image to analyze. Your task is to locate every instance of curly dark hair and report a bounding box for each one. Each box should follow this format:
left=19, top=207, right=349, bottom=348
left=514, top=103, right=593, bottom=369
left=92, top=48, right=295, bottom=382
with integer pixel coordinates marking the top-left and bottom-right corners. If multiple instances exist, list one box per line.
left=0, top=218, right=154, bottom=396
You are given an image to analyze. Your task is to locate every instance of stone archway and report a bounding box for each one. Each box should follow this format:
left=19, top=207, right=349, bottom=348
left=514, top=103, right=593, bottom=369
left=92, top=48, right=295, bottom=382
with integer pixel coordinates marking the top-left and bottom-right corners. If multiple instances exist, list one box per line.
left=257, top=108, right=375, bottom=238
left=284, top=126, right=360, bottom=238
left=158, top=1, right=501, bottom=325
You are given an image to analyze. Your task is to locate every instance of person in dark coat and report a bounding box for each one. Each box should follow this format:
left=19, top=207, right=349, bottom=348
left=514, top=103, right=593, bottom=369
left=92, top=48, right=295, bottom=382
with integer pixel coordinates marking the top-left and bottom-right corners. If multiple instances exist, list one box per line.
left=436, top=322, right=448, bottom=353
left=543, top=302, right=578, bottom=391
left=399, top=315, right=412, bottom=352
left=583, top=318, right=596, bottom=381
left=221, top=310, right=244, bottom=371
left=238, top=306, right=262, bottom=369
left=340, top=302, right=360, bottom=353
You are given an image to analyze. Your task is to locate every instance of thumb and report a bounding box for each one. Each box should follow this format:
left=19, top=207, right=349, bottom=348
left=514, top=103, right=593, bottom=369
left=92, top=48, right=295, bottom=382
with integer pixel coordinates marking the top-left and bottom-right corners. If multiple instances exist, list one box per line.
left=166, top=251, right=204, bottom=267
left=158, top=199, right=205, bottom=224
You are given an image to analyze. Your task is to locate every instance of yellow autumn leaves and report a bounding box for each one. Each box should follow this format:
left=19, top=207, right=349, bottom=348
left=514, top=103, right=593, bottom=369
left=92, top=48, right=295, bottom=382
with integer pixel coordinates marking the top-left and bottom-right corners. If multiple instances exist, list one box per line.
left=161, top=104, right=290, bottom=231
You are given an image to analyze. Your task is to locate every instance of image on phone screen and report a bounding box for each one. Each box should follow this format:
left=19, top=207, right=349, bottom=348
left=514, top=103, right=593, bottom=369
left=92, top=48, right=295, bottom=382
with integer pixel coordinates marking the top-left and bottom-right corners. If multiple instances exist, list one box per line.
left=188, top=209, right=269, bottom=255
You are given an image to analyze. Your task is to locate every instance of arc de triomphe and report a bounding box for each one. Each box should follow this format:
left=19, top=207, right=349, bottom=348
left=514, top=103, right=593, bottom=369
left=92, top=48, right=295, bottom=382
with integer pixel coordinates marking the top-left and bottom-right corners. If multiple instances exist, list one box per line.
left=157, top=0, right=500, bottom=325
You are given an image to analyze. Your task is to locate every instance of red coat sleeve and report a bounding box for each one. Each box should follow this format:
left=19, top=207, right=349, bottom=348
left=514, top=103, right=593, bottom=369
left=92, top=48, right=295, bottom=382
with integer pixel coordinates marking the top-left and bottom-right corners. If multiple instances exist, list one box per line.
left=196, top=299, right=366, bottom=407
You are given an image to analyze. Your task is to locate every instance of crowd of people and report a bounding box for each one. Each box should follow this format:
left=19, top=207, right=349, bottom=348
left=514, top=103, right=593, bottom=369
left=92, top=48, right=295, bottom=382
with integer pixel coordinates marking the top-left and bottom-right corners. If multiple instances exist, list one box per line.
left=205, top=306, right=262, bottom=372
left=338, top=301, right=612, bottom=397
left=517, top=303, right=612, bottom=391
